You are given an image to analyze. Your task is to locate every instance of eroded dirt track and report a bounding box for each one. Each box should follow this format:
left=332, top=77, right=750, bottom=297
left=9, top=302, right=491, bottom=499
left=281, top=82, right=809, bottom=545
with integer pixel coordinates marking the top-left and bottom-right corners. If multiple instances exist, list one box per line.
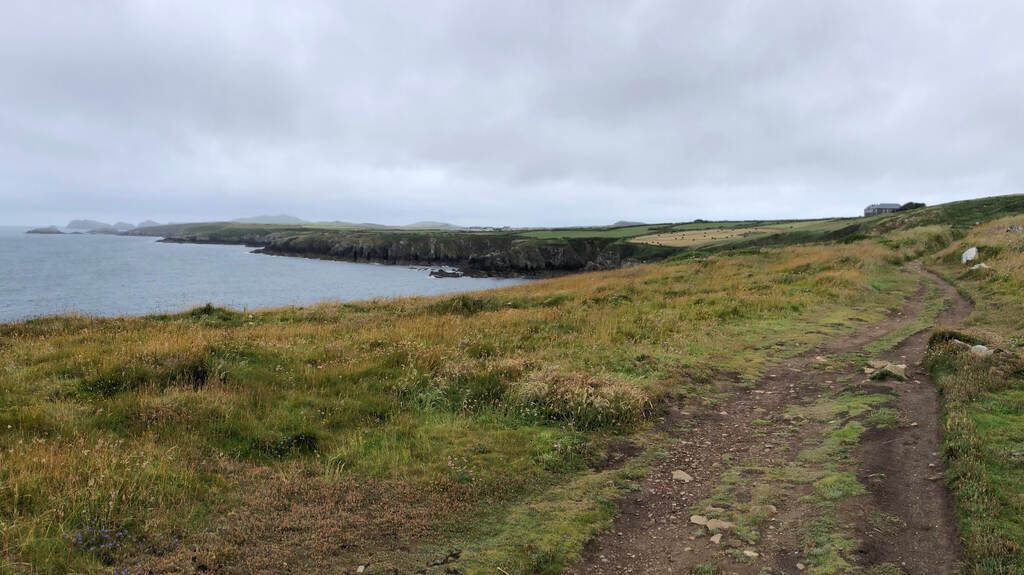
left=569, top=265, right=970, bottom=575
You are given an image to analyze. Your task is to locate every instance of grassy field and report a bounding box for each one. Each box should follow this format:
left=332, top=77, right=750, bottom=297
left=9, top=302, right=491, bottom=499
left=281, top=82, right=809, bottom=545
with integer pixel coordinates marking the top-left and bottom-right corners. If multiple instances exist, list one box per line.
left=630, top=219, right=858, bottom=249
left=518, top=224, right=670, bottom=239
left=4, top=194, right=1024, bottom=573
left=0, top=239, right=917, bottom=573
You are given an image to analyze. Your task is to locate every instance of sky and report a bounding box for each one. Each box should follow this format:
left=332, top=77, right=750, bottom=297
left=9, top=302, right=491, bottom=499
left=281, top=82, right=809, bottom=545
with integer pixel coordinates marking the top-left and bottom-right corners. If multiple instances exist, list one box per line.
left=2, top=1, right=1022, bottom=227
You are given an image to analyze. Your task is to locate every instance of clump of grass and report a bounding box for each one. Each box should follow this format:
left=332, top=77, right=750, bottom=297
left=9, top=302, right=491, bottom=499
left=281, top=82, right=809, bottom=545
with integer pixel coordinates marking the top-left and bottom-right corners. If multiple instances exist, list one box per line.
left=928, top=328, right=986, bottom=348
left=869, top=368, right=905, bottom=382
left=799, top=421, right=868, bottom=464
left=76, top=348, right=217, bottom=397
left=878, top=225, right=955, bottom=263
left=690, top=563, right=719, bottom=575
left=865, top=408, right=900, bottom=429
left=787, top=392, right=893, bottom=422
left=813, top=472, right=867, bottom=500
left=509, top=371, right=653, bottom=431
left=800, top=515, right=858, bottom=574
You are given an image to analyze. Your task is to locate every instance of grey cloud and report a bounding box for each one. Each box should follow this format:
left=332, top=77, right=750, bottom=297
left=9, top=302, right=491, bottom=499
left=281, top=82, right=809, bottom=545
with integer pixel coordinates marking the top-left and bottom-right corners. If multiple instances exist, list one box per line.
left=2, top=0, right=1022, bottom=226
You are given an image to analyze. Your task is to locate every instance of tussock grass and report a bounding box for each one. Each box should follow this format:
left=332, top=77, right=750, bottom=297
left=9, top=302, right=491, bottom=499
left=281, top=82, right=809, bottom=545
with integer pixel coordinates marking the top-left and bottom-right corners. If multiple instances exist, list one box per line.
left=878, top=225, right=955, bottom=263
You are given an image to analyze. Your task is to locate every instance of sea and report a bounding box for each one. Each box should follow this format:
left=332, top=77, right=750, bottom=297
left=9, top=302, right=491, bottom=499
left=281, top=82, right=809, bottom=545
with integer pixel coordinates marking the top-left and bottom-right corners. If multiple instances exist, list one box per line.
left=0, top=226, right=528, bottom=323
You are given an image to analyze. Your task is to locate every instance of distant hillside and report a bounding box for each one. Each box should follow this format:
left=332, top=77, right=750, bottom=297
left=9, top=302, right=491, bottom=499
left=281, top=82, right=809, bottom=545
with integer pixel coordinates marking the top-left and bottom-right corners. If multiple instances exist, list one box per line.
left=315, top=221, right=389, bottom=229
left=233, top=215, right=308, bottom=224
left=869, top=194, right=1024, bottom=233
left=67, top=219, right=112, bottom=230
left=137, top=220, right=161, bottom=228
left=406, top=221, right=461, bottom=229
left=612, top=220, right=647, bottom=227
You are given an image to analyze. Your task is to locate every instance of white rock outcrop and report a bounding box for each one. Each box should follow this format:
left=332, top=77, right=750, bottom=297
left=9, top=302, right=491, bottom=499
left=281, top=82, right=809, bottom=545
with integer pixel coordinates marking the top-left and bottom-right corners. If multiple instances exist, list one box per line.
left=970, top=345, right=994, bottom=358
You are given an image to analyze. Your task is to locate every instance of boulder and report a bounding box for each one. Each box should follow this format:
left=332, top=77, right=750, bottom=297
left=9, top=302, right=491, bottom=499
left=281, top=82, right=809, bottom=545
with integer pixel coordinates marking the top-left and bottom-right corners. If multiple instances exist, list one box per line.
left=962, top=247, right=978, bottom=264
left=868, top=359, right=889, bottom=369
left=672, top=470, right=693, bottom=482
left=1007, top=223, right=1023, bottom=234
left=884, top=364, right=907, bottom=378
left=950, top=339, right=973, bottom=351
left=705, top=518, right=735, bottom=531
left=690, top=515, right=708, bottom=526
left=970, top=345, right=994, bottom=358
left=710, top=533, right=723, bottom=544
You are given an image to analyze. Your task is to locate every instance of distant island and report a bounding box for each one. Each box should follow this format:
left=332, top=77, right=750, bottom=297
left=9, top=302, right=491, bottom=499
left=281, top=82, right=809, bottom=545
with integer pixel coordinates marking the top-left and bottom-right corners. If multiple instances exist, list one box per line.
left=65, top=219, right=156, bottom=232
left=26, top=226, right=64, bottom=234
left=66, top=219, right=113, bottom=230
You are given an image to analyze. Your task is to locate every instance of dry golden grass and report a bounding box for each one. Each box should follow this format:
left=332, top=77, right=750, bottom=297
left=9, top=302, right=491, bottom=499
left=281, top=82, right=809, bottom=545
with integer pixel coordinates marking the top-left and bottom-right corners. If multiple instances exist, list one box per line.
left=631, top=226, right=780, bottom=247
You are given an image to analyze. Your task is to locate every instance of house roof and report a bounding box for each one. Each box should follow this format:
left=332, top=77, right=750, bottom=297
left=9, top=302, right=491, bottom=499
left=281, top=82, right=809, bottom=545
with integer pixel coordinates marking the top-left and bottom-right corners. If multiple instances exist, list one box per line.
left=866, top=203, right=901, bottom=209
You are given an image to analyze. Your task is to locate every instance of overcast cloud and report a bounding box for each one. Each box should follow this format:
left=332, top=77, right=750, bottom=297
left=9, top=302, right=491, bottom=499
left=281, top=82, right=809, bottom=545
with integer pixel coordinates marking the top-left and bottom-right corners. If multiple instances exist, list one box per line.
left=2, top=0, right=1022, bottom=226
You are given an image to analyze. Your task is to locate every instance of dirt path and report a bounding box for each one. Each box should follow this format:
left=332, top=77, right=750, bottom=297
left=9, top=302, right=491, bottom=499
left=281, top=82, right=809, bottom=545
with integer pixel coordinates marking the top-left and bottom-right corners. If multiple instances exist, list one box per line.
left=569, top=265, right=971, bottom=575
left=854, top=266, right=971, bottom=573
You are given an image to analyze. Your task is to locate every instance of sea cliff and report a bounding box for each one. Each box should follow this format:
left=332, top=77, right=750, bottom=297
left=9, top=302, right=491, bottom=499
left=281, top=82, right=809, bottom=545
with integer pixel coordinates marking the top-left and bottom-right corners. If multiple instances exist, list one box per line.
left=154, top=229, right=675, bottom=275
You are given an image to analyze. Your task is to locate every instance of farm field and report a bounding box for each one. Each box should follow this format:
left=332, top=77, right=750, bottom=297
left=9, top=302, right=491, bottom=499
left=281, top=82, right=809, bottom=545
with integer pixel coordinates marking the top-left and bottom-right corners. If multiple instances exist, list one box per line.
left=630, top=218, right=857, bottom=249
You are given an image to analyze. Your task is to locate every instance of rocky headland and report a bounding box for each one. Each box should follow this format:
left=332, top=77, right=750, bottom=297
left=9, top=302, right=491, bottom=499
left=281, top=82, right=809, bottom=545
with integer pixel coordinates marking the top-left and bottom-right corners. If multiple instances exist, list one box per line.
left=143, top=228, right=676, bottom=276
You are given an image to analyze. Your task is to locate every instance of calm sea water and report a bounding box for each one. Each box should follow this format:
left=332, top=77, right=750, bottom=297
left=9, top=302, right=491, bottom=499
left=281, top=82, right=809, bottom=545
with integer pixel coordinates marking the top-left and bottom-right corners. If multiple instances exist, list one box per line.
left=0, top=227, right=528, bottom=323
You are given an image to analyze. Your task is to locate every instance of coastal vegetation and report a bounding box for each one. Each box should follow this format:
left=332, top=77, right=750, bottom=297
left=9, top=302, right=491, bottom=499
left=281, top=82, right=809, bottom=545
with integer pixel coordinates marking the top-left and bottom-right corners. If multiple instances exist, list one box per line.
left=923, top=215, right=1024, bottom=573
left=2, top=194, right=1023, bottom=573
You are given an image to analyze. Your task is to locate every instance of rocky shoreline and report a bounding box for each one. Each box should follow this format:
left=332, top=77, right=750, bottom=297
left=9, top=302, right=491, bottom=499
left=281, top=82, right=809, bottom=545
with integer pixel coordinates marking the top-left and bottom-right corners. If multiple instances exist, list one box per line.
left=153, top=231, right=676, bottom=277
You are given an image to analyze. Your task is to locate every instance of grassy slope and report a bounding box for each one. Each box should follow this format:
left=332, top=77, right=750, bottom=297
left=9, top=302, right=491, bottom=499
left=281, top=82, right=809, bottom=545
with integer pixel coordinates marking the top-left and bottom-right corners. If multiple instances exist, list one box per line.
left=3, top=194, right=1024, bottom=573
left=921, top=215, right=1024, bottom=574
left=0, top=240, right=916, bottom=573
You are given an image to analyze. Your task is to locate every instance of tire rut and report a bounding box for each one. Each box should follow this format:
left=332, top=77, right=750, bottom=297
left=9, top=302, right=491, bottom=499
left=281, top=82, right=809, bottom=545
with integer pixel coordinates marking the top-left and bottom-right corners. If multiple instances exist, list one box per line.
left=568, top=265, right=970, bottom=575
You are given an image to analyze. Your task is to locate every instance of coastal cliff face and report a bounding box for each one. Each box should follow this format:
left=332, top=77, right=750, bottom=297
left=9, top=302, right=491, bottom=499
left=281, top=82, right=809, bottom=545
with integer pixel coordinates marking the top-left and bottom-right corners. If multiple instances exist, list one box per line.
left=147, top=227, right=675, bottom=275
left=255, top=232, right=660, bottom=274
